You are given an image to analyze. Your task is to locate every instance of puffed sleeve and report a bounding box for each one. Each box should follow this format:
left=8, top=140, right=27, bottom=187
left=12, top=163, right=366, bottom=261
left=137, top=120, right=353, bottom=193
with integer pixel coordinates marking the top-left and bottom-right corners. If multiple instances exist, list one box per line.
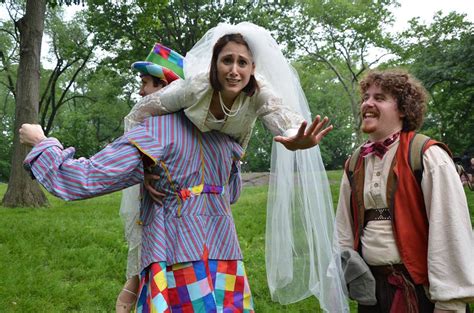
left=253, top=76, right=304, bottom=136
left=124, top=78, right=188, bottom=130
left=422, top=145, right=474, bottom=310
left=124, top=73, right=211, bottom=131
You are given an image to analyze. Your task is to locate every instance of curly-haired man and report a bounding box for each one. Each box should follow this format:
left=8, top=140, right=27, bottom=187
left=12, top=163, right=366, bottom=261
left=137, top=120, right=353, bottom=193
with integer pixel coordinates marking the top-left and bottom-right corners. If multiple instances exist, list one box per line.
left=336, top=68, right=474, bottom=312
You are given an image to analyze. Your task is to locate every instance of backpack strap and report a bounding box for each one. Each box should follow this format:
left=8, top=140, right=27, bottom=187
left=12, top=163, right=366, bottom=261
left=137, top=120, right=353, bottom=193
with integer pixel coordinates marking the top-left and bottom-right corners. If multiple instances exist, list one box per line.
left=408, top=133, right=431, bottom=186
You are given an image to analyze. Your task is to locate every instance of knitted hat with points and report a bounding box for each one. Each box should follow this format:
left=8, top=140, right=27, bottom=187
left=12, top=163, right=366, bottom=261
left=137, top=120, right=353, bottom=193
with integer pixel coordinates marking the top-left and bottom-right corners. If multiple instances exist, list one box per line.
left=132, top=43, right=184, bottom=83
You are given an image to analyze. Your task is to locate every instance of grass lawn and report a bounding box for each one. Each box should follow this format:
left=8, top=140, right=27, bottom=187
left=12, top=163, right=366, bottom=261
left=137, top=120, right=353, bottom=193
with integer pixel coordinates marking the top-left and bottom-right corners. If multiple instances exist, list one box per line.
left=0, top=170, right=473, bottom=312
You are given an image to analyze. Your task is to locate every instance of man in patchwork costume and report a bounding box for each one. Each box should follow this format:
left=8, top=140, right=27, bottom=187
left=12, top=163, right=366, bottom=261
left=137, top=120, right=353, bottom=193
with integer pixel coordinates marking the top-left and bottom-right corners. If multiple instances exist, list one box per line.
left=336, top=68, right=474, bottom=312
left=21, top=112, right=254, bottom=312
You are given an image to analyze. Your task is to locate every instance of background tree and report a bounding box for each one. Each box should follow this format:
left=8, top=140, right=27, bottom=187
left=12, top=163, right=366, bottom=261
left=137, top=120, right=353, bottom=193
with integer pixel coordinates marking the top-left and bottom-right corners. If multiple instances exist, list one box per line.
left=1, top=0, right=473, bottom=185
left=39, top=10, right=94, bottom=136
left=2, top=0, right=49, bottom=207
left=1, top=0, right=85, bottom=207
left=275, top=0, right=399, bottom=144
left=241, top=120, right=273, bottom=172
left=50, top=66, right=133, bottom=157
left=0, top=10, right=18, bottom=100
left=395, top=12, right=474, bottom=155
left=295, top=58, right=354, bottom=169
left=84, top=0, right=289, bottom=63
left=0, top=13, right=17, bottom=181
left=0, top=90, right=14, bottom=181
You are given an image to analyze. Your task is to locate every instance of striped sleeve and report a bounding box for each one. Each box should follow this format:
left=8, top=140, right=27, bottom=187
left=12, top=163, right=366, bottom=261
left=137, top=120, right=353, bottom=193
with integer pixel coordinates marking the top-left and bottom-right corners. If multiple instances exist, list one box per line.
left=23, top=136, right=144, bottom=201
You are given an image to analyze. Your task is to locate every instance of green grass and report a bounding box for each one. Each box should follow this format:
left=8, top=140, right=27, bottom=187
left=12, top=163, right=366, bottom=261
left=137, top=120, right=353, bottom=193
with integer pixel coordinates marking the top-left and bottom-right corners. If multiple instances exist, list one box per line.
left=0, top=189, right=125, bottom=312
left=0, top=170, right=473, bottom=312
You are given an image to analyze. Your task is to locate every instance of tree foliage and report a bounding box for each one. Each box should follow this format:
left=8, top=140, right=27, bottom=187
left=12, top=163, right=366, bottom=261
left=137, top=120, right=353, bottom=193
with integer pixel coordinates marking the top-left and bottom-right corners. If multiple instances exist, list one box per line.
left=274, top=0, right=400, bottom=144
left=295, top=57, right=355, bottom=168
left=242, top=120, right=273, bottom=172
left=1, top=0, right=473, bottom=188
left=396, top=12, right=474, bottom=155
left=0, top=5, right=18, bottom=181
left=84, top=0, right=287, bottom=69
left=47, top=0, right=86, bottom=7
left=50, top=66, right=133, bottom=157
left=39, top=10, right=95, bottom=135
left=0, top=91, right=14, bottom=181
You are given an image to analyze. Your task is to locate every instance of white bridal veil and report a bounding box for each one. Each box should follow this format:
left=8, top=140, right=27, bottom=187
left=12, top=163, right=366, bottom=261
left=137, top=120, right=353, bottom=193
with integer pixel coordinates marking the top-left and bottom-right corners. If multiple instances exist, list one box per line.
left=185, top=22, right=348, bottom=312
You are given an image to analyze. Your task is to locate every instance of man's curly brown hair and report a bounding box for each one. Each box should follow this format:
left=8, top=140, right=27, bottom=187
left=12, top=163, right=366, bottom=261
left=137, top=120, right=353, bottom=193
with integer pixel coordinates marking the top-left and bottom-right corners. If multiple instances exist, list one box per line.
left=359, top=69, right=428, bottom=131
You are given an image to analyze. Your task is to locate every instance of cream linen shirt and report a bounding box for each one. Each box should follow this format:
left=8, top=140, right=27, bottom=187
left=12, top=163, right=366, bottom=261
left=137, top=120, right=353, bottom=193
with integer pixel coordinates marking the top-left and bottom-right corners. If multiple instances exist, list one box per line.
left=336, top=139, right=474, bottom=311
left=124, top=72, right=303, bottom=149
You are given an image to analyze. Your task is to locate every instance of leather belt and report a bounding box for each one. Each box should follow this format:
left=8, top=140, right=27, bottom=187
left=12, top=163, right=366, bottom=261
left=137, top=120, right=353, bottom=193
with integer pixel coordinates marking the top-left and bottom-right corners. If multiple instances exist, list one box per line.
left=365, top=208, right=391, bottom=225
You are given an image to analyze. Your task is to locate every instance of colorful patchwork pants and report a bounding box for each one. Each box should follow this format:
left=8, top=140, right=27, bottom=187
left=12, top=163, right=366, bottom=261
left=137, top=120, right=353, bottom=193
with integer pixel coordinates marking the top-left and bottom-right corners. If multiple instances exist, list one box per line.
left=136, top=252, right=254, bottom=312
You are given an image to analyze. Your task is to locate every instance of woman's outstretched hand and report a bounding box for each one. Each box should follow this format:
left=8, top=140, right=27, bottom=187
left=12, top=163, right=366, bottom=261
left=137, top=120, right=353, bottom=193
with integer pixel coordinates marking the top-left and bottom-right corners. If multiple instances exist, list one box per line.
left=273, top=115, right=333, bottom=151
left=19, top=124, right=46, bottom=147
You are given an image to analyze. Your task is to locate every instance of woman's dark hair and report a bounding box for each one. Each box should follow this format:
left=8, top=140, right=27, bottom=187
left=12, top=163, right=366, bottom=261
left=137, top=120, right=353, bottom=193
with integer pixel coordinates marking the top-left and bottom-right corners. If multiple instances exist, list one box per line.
left=209, top=33, right=258, bottom=96
left=359, top=69, right=428, bottom=131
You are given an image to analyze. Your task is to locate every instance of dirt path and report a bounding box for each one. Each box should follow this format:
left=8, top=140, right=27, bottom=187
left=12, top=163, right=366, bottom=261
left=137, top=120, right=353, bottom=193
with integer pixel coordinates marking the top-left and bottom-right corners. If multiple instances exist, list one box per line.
left=241, top=172, right=340, bottom=186
left=241, top=172, right=269, bottom=187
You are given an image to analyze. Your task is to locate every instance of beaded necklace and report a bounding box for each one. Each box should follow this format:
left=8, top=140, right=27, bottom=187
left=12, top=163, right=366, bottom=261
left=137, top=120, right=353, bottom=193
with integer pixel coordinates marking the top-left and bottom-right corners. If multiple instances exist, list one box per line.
left=218, top=91, right=243, bottom=117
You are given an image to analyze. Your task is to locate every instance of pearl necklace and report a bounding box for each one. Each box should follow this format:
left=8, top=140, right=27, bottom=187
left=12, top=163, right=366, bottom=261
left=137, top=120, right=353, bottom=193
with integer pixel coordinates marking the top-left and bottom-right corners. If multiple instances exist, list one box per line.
left=218, top=92, right=243, bottom=117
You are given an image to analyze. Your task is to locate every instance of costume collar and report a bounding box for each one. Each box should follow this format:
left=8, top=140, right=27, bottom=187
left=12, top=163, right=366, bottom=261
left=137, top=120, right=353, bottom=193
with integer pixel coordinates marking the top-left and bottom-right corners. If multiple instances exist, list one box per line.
left=361, top=131, right=400, bottom=159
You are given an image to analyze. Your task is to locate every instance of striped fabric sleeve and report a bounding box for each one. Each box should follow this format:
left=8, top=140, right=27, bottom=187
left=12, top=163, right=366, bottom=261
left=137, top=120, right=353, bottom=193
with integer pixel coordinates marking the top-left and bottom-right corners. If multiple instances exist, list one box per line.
left=23, top=136, right=145, bottom=201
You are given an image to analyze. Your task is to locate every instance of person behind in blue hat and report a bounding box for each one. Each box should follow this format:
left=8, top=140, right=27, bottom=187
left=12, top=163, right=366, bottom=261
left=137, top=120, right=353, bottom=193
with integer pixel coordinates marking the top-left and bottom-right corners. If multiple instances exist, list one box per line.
left=116, top=43, right=185, bottom=313
left=131, top=43, right=183, bottom=99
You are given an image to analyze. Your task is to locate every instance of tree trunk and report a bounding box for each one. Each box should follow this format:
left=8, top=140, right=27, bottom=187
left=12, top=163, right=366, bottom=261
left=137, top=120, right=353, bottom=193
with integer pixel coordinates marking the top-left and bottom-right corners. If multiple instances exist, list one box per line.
left=2, top=0, right=48, bottom=208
